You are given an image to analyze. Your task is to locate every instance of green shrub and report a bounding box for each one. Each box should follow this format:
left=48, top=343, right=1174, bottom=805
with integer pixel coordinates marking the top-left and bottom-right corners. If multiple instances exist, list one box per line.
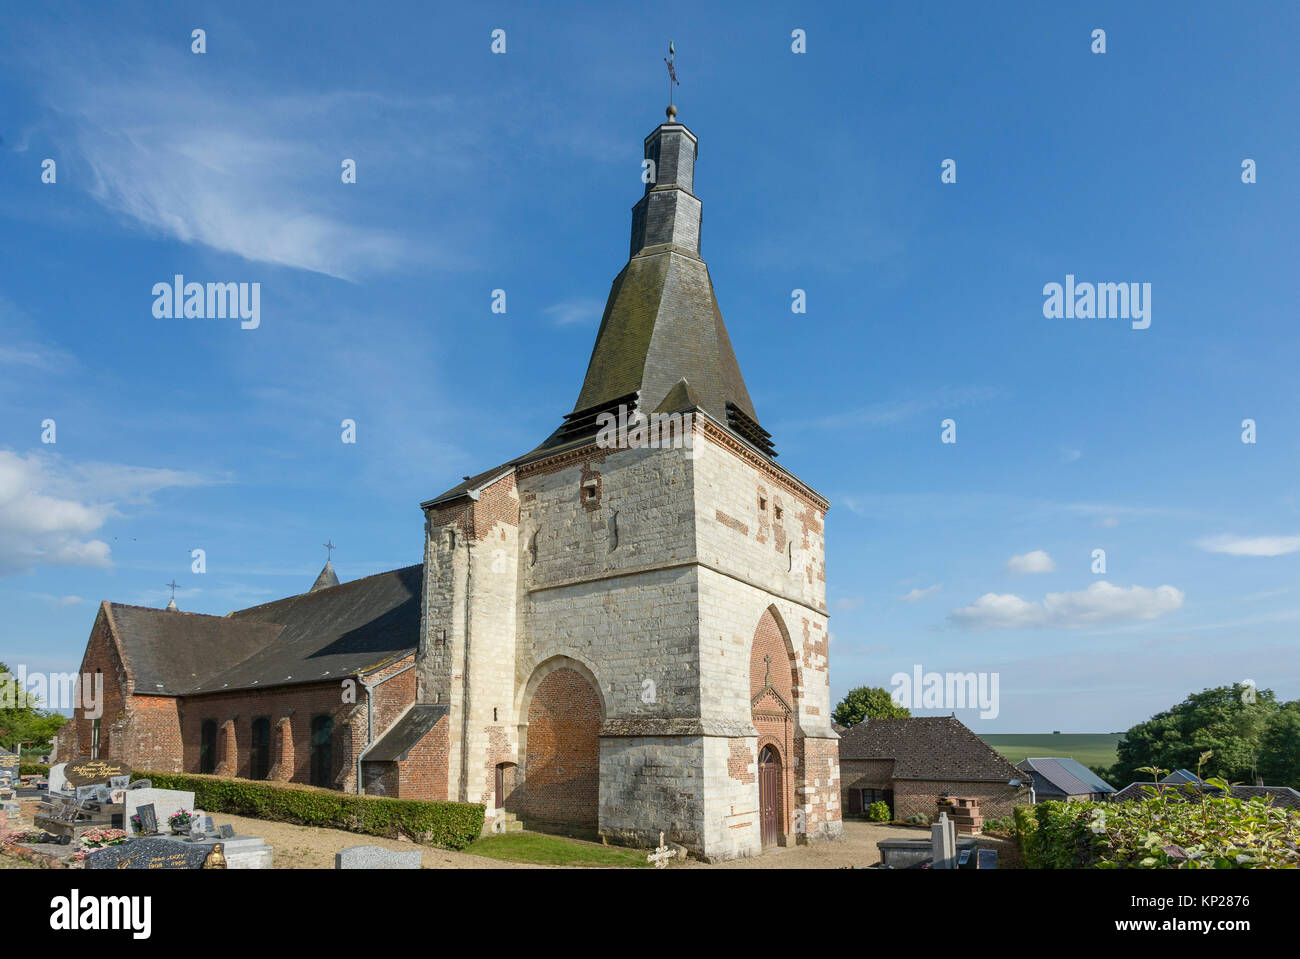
left=132, top=771, right=484, bottom=850
left=1017, top=758, right=1300, bottom=869
left=20, top=763, right=49, bottom=776
left=982, top=814, right=1016, bottom=836
left=904, top=813, right=929, bottom=826
left=866, top=800, right=891, bottom=822
left=1013, top=804, right=1040, bottom=866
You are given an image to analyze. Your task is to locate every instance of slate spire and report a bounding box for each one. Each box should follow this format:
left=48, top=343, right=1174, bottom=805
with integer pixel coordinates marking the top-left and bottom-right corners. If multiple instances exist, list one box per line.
left=549, top=113, right=776, bottom=457
left=311, top=559, right=340, bottom=592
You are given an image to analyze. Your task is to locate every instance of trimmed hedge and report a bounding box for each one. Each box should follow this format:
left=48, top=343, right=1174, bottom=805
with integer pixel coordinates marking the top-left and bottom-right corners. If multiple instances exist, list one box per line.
left=20, top=763, right=50, bottom=776
left=131, top=771, right=485, bottom=850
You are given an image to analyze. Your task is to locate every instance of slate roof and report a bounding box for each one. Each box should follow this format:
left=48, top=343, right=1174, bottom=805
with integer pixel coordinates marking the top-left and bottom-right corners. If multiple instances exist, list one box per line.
left=100, top=565, right=422, bottom=697
left=202, top=564, right=423, bottom=693
left=838, top=716, right=1027, bottom=783
left=1018, top=757, right=1115, bottom=796
left=1111, top=781, right=1300, bottom=810
left=310, top=559, right=340, bottom=592
left=364, top=705, right=449, bottom=762
left=101, top=603, right=283, bottom=696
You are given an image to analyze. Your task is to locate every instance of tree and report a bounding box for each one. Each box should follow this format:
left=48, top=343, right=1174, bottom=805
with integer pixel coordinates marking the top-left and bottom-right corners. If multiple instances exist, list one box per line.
left=1111, top=684, right=1278, bottom=787
left=1258, top=702, right=1300, bottom=789
left=0, top=662, right=67, bottom=754
left=832, top=685, right=910, bottom=727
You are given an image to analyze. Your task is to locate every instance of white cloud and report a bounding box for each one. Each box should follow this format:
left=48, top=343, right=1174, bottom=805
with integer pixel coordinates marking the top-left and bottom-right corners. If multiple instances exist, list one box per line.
left=1059, top=447, right=1082, bottom=463
left=949, top=581, right=1184, bottom=630
left=900, top=584, right=942, bottom=602
left=0, top=450, right=212, bottom=576
left=544, top=298, right=604, bottom=326
left=1006, top=549, right=1055, bottom=574
left=1197, top=534, right=1300, bottom=557
left=833, top=596, right=864, bottom=611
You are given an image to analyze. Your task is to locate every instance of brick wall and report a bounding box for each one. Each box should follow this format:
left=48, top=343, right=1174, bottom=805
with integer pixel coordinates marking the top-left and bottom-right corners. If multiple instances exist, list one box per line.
left=518, top=666, right=601, bottom=832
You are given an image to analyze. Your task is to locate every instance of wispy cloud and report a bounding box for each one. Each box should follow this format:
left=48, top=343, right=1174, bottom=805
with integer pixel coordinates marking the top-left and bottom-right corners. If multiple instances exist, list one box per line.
left=1197, top=534, right=1300, bottom=557
left=0, top=450, right=216, bottom=576
left=781, top=386, right=1002, bottom=432
left=544, top=297, right=604, bottom=326
left=949, top=581, right=1184, bottom=630
left=1005, top=549, right=1055, bottom=574
left=900, top=584, right=942, bottom=602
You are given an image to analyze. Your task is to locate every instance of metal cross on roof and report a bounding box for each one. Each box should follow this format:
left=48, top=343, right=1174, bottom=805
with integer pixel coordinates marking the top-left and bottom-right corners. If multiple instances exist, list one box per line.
left=663, top=40, right=679, bottom=106
left=165, top=580, right=180, bottom=600
left=324, top=539, right=336, bottom=561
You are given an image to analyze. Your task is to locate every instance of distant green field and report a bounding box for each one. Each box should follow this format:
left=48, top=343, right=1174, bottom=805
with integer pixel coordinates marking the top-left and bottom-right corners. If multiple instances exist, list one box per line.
left=980, top=733, right=1123, bottom=770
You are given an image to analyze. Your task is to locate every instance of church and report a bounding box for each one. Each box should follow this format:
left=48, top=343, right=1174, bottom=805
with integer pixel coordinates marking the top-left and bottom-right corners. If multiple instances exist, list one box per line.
left=56, top=106, right=844, bottom=861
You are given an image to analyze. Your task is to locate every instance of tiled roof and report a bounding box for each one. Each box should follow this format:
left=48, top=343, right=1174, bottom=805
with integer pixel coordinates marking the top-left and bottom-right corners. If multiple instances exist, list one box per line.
left=838, top=716, right=1026, bottom=783
left=365, top=705, right=449, bottom=762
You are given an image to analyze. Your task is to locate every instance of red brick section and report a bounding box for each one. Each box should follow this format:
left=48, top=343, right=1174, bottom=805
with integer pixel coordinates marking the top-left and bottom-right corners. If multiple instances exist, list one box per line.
left=56, top=606, right=128, bottom=762
left=520, top=667, right=600, bottom=830
left=714, top=509, right=748, bottom=536
left=727, top=739, right=755, bottom=784
left=750, top=608, right=796, bottom=839
left=428, top=472, right=521, bottom=541
left=392, top=714, right=449, bottom=800
left=799, top=736, right=842, bottom=835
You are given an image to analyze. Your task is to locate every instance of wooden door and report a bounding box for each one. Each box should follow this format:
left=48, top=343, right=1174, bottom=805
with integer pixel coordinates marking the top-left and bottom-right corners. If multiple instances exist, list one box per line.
left=495, top=764, right=505, bottom=809
left=759, top=746, right=782, bottom=847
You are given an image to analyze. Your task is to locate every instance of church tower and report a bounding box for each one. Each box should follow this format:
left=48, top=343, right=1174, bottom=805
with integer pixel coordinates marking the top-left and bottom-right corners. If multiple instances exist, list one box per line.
left=416, top=107, right=842, bottom=860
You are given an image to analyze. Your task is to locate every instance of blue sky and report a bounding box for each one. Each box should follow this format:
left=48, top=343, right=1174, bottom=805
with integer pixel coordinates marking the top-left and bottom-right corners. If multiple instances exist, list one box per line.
left=2, top=1, right=1298, bottom=733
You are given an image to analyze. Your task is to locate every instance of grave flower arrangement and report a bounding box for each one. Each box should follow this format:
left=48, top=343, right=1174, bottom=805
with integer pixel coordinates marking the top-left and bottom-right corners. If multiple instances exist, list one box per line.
left=78, top=827, right=129, bottom=849
left=168, top=809, right=194, bottom=834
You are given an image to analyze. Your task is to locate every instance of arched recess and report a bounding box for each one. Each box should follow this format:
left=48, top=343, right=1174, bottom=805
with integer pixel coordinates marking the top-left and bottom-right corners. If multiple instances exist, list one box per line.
left=750, top=605, right=799, bottom=845
left=515, top=656, right=606, bottom=832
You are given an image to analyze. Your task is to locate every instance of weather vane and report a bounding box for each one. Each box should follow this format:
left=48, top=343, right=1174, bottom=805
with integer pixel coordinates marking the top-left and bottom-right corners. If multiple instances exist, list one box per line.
left=165, top=580, right=180, bottom=601
left=663, top=40, right=679, bottom=119
left=324, top=539, right=336, bottom=561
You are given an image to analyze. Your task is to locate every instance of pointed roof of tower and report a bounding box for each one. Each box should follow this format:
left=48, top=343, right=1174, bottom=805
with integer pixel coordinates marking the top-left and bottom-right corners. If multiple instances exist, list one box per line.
left=310, top=559, right=340, bottom=592
left=540, top=116, right=775, bottom=457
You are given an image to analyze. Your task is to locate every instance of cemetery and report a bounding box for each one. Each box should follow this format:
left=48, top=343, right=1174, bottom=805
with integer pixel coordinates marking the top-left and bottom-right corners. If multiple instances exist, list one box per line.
left=0, top=758, right=274, bottom=870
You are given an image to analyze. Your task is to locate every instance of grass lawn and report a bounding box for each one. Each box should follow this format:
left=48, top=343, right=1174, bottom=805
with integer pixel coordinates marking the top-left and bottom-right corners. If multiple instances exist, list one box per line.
left=463, top=831, right=651, bottom=867
left=980, top=733, right=1123, bottom=770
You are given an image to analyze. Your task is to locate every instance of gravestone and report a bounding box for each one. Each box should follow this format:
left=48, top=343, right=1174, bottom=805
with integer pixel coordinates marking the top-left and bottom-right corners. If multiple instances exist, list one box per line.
left=334, top=845, right=422, bottom=869
left=47, top=763, right=69, bottom=794
left=85, top=836, right=212, bottom=870
left=125, top=787, right=193, bottom=836
left=218, top=824, right=235, bottom=839
left=0, top=750, right=18, bottom=782
left=136, top=803, right=159, bottom=835
left=109, top=775, right=131, bottom=790
left=127, top=779, right=151, bottom=791
left=930, top=811, right=957, bottom=870
left=65, top=758, right=130, bottom=787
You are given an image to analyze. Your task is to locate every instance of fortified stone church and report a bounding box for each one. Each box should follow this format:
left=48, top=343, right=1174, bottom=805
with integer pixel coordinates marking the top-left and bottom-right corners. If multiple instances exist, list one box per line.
left=58, top=108, right=844, bottom=860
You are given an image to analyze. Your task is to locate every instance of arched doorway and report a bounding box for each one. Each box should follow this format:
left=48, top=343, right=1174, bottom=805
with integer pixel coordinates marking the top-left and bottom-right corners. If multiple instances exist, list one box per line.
left=759, top=745, right=783, bottom=848
left=521, top=665, right=601, bottom=833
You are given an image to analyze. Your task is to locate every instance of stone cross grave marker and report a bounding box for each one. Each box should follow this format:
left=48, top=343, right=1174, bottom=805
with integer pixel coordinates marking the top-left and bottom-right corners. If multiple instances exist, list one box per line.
left=647, top=831, right=677, bottom=869
left=931, top=811, right=956, bottom=869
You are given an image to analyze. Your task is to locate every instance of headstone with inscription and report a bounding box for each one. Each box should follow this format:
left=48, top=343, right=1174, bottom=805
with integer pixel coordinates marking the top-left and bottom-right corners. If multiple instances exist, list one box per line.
left=47, top=763, right=69, bottom=794
left=218, top=824, right=235, bottom=839
left=65, top=758, right=131, bottom=787
left=0, top=750, right=18, bottom=782
left=85, top=836, right=212, bottom=870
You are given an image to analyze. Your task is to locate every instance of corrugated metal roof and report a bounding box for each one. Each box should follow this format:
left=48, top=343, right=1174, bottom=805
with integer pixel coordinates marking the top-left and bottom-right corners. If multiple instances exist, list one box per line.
left=1019, top=757, right=1114, bottom=796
